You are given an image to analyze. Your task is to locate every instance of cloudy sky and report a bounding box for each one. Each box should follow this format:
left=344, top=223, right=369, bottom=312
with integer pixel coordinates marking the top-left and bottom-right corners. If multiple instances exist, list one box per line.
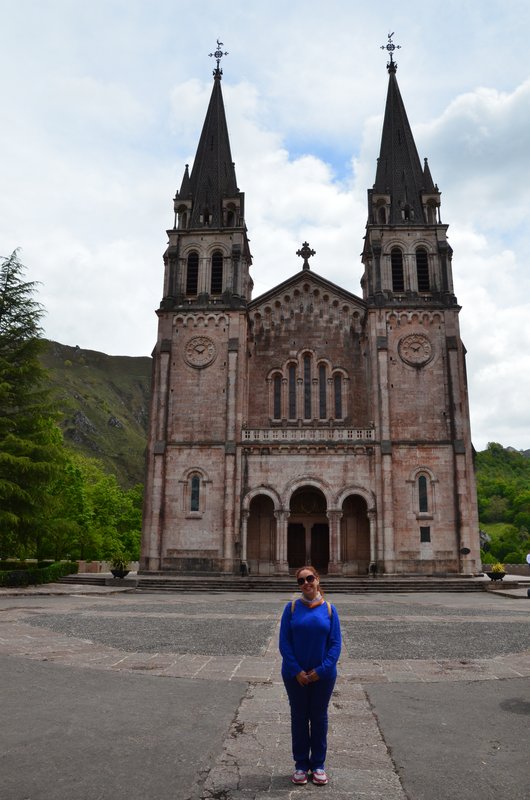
left=1, top=0, right=529, bottom=451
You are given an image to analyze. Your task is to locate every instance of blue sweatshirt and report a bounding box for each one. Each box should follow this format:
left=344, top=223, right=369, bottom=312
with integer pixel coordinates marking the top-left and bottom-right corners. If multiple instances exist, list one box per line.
left=279, top=599, right=342, bottom=680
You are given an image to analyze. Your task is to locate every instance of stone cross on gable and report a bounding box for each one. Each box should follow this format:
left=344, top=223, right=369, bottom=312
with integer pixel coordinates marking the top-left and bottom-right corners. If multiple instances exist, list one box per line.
left=296, top=241, right=316, bottom=270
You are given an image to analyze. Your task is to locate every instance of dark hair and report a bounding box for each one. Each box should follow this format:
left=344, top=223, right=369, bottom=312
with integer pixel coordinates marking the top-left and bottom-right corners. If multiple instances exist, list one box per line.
left=295, top=565, right=323, bottom=595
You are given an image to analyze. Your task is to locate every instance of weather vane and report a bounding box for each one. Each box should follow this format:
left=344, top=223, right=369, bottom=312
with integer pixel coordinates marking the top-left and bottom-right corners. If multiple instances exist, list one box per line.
left=381, top=32, right=401, bottom=71
left=209, top=39, right=228, bottom=76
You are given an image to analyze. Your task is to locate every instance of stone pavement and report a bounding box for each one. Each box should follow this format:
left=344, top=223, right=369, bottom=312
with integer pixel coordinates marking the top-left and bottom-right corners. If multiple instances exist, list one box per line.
left=0, top=587, right=529, bottom=799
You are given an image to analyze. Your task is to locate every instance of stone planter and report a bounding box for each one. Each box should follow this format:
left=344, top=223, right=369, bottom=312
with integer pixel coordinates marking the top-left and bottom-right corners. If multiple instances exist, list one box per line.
left=110, top=569, right=129, bottom=579
left=486, top=571, right=505, bottom=581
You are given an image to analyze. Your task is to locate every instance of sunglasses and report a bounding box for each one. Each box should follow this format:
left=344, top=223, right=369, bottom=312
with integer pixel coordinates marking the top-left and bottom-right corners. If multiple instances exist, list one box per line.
left=297, top=574, right=316, bottom=585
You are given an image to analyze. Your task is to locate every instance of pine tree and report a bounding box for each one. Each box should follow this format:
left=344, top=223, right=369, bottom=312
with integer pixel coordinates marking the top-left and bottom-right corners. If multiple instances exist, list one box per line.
left=0, top=250, right=63, bottom=556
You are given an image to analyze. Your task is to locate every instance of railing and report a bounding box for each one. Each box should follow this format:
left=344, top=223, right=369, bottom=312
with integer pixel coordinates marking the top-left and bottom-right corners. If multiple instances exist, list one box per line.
left=242, top=427, right=375, bottom=443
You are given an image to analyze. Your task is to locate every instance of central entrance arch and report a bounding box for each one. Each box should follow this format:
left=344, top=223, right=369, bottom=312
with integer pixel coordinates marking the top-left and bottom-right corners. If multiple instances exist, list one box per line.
left=287, top=486, right=329, bottom=572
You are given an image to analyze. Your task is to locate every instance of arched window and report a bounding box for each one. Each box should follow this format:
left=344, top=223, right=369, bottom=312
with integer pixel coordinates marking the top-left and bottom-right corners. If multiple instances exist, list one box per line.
left=210, top=251, right=223, bottom=295
left=303, top=355, right=311, bottom=419
left=177, top=210, right=187, bottom=229
left=319, top=364, right=327, bottom=419
left=418, top=475, right=428, bottom=513
left=273, top=374, right=282, bottom=420
left=378, top=206, right=386, bottom=224
left=190, top=474, right=200, bottom=512
left=186, top=252, right=199, bottom=295
left=334, top=374, right=343, bottom=419
left=391, top=247, right=404, bottom=292
left=416, top=248, right=430, bottom=292
left=288, top=364, right=296, bottom=420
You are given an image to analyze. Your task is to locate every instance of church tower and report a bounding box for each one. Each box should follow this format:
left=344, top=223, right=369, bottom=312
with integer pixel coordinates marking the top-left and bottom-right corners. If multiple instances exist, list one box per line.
left=361, top=36, right=480, bottom=573
left=141, top=43, right=252, bottom=572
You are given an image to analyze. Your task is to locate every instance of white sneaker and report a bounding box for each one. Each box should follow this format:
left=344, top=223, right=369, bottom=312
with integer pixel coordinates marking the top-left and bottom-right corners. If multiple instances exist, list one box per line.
left=291, top=769, right=308, bottom=784
left=312, top=768, right=328, bottom=785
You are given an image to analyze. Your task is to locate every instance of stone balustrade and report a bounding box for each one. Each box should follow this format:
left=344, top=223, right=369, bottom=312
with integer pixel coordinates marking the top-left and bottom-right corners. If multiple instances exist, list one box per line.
left=242, top=427, right=375, bottom=443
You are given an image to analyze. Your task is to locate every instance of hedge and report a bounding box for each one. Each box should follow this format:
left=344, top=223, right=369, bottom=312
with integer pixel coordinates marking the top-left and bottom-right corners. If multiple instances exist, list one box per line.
left=0, top=561, right=55, bottom=571
left=0, top=561, right=79, bottom=588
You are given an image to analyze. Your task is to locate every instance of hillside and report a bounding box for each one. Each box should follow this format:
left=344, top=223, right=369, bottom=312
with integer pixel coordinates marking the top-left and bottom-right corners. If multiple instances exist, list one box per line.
left=41, top=341, right=152, bottom=487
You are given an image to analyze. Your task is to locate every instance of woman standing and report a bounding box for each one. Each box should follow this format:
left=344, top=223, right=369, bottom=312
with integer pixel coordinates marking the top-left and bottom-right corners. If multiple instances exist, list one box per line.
left=279, top=565, right=342, bottom=786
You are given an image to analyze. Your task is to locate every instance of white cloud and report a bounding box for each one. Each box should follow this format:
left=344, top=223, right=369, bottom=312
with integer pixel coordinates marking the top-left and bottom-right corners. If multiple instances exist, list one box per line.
left=1, top=0, right=530, bottom=450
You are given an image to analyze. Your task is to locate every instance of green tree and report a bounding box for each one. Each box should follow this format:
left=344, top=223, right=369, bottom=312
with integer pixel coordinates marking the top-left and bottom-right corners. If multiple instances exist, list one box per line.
left=0, top=251, right=63, bottom=556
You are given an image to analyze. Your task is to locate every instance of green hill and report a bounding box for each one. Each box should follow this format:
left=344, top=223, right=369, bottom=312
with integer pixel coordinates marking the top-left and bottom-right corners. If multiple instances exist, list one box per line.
left=41, top=341, right=152, bottom=487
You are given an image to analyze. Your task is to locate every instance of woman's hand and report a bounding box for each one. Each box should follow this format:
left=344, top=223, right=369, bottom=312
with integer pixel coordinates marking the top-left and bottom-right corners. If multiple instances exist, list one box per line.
left=296, top=671, right=310, bottom=686
left=306, top=669, right=320, bottom=683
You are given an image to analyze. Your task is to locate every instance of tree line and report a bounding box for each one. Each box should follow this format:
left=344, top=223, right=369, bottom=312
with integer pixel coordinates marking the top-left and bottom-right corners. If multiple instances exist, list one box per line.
left=476, top=442, right=530, bottom=564
left=0, top=252, right=142, bottom=563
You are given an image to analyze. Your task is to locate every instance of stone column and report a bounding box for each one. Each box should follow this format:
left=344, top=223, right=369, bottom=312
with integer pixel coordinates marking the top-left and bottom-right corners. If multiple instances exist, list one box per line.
left=240, top=509, right=249, bottom=564
left=274, top=510, right=290, bottom=574
left=368, top=510, right=377, bottom=568
left=327, top=510, right=343, bottom=574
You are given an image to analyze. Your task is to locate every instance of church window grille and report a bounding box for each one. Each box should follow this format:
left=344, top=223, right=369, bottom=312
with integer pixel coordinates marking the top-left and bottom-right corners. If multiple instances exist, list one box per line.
left=319, top=365, right=327, bottom=419
left=211, top=251, right=223, bottom=295
left=303, top=356, right=311, bottom=419
left=190, top=475, right=200, bottom=512
left=186, top=252, right=199, bottom=295
left=420, top=526, right=431, bottom=543
left=273, top=375, right=282, bottom=420
left=288, top=365, right=296, bottom=419
left=416, top=248, right=430, bottom=292
left=391, top=248, right=404, bottom=292
left=334, top=374, right=343, bottom=419
left=418, top=475, right=428, bottom=512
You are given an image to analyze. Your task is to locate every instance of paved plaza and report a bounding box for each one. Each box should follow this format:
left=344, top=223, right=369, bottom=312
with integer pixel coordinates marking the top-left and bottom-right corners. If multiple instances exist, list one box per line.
left=0, top=584, right=529, bottom=799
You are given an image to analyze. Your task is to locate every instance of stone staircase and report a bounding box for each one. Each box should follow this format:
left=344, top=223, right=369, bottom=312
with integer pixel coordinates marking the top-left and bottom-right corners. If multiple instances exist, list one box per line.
left=57, top=573, right=497, bottom=593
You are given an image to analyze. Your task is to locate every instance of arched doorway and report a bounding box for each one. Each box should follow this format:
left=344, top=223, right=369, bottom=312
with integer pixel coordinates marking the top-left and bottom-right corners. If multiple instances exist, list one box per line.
left=287, top=487, right=329, bottom=573
left=247, top=494, right=276, bottom=575
left=341, top=494, right=370, bottom=574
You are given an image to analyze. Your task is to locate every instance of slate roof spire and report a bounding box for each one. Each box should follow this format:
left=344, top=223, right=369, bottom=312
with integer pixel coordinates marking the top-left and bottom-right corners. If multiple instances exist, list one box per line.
left=174, top=40, right=240, bottom=229
left=373, top=34, right=436, bottom=225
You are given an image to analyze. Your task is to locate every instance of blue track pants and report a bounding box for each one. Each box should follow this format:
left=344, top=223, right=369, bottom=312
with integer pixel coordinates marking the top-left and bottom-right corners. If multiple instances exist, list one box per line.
left=283, top=675, right=336, bottom=771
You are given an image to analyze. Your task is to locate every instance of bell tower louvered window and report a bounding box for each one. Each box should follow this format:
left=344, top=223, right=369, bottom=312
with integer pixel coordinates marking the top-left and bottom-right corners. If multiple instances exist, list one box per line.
left=416, top=248, right=430, bottom=292
left=210, top=251, right=223, bottom=295
left=186, top=252, right=199, bottom=295
left=391, top=248, right=404, bottom=292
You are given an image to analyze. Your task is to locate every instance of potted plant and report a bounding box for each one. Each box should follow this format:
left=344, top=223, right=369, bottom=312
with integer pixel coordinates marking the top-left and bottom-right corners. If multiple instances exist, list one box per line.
left=110, top=553, right=130, bottom=579
left=486, top=562, right=506, bottom=581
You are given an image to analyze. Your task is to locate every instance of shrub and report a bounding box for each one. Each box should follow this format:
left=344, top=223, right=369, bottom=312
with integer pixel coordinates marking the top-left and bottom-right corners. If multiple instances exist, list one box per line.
left=480, top=550, right=495, bottom=565
left=490, top=562, right=505, bottom=574
left=503, top=551, right=525, bottom=564
left=0, top=561, right=78, bottom=587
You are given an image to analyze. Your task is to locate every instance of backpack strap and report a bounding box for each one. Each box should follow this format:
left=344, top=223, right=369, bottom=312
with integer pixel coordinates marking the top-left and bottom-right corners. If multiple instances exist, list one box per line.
left=291, top=599, right=332, bottom=617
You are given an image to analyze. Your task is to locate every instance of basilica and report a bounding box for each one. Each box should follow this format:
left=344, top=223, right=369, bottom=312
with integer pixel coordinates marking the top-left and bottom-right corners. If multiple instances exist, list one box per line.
left=140, top=42, right=480, bottom=576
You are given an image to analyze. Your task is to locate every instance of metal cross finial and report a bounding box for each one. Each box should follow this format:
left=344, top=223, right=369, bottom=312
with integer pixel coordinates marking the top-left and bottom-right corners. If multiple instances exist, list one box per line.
left=296, top=241, right=316, bottom=270
left=209, top=39, right=228, bottom=76
left=381, top=32, right=401, bottom=72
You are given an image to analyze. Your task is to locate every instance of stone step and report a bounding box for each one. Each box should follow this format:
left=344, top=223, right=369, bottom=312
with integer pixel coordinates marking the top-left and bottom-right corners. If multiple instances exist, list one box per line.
left=57, top=574, right=492, bottom=593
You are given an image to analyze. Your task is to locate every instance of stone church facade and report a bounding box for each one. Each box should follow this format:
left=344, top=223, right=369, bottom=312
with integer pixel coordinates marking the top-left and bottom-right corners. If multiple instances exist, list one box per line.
left=140, top=49, right=480, bottom=576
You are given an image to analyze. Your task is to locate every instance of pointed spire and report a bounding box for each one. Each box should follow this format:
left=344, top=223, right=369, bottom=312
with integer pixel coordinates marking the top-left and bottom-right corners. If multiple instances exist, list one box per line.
left=372, top=36, right=441, bottom=226
left=177, top=164, right=190, bottom=199
left=373, top=63, right=426, bottom=224
left=423, top=157, right=435, bottom=192
left=180, top=41, right=240, bottom=228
